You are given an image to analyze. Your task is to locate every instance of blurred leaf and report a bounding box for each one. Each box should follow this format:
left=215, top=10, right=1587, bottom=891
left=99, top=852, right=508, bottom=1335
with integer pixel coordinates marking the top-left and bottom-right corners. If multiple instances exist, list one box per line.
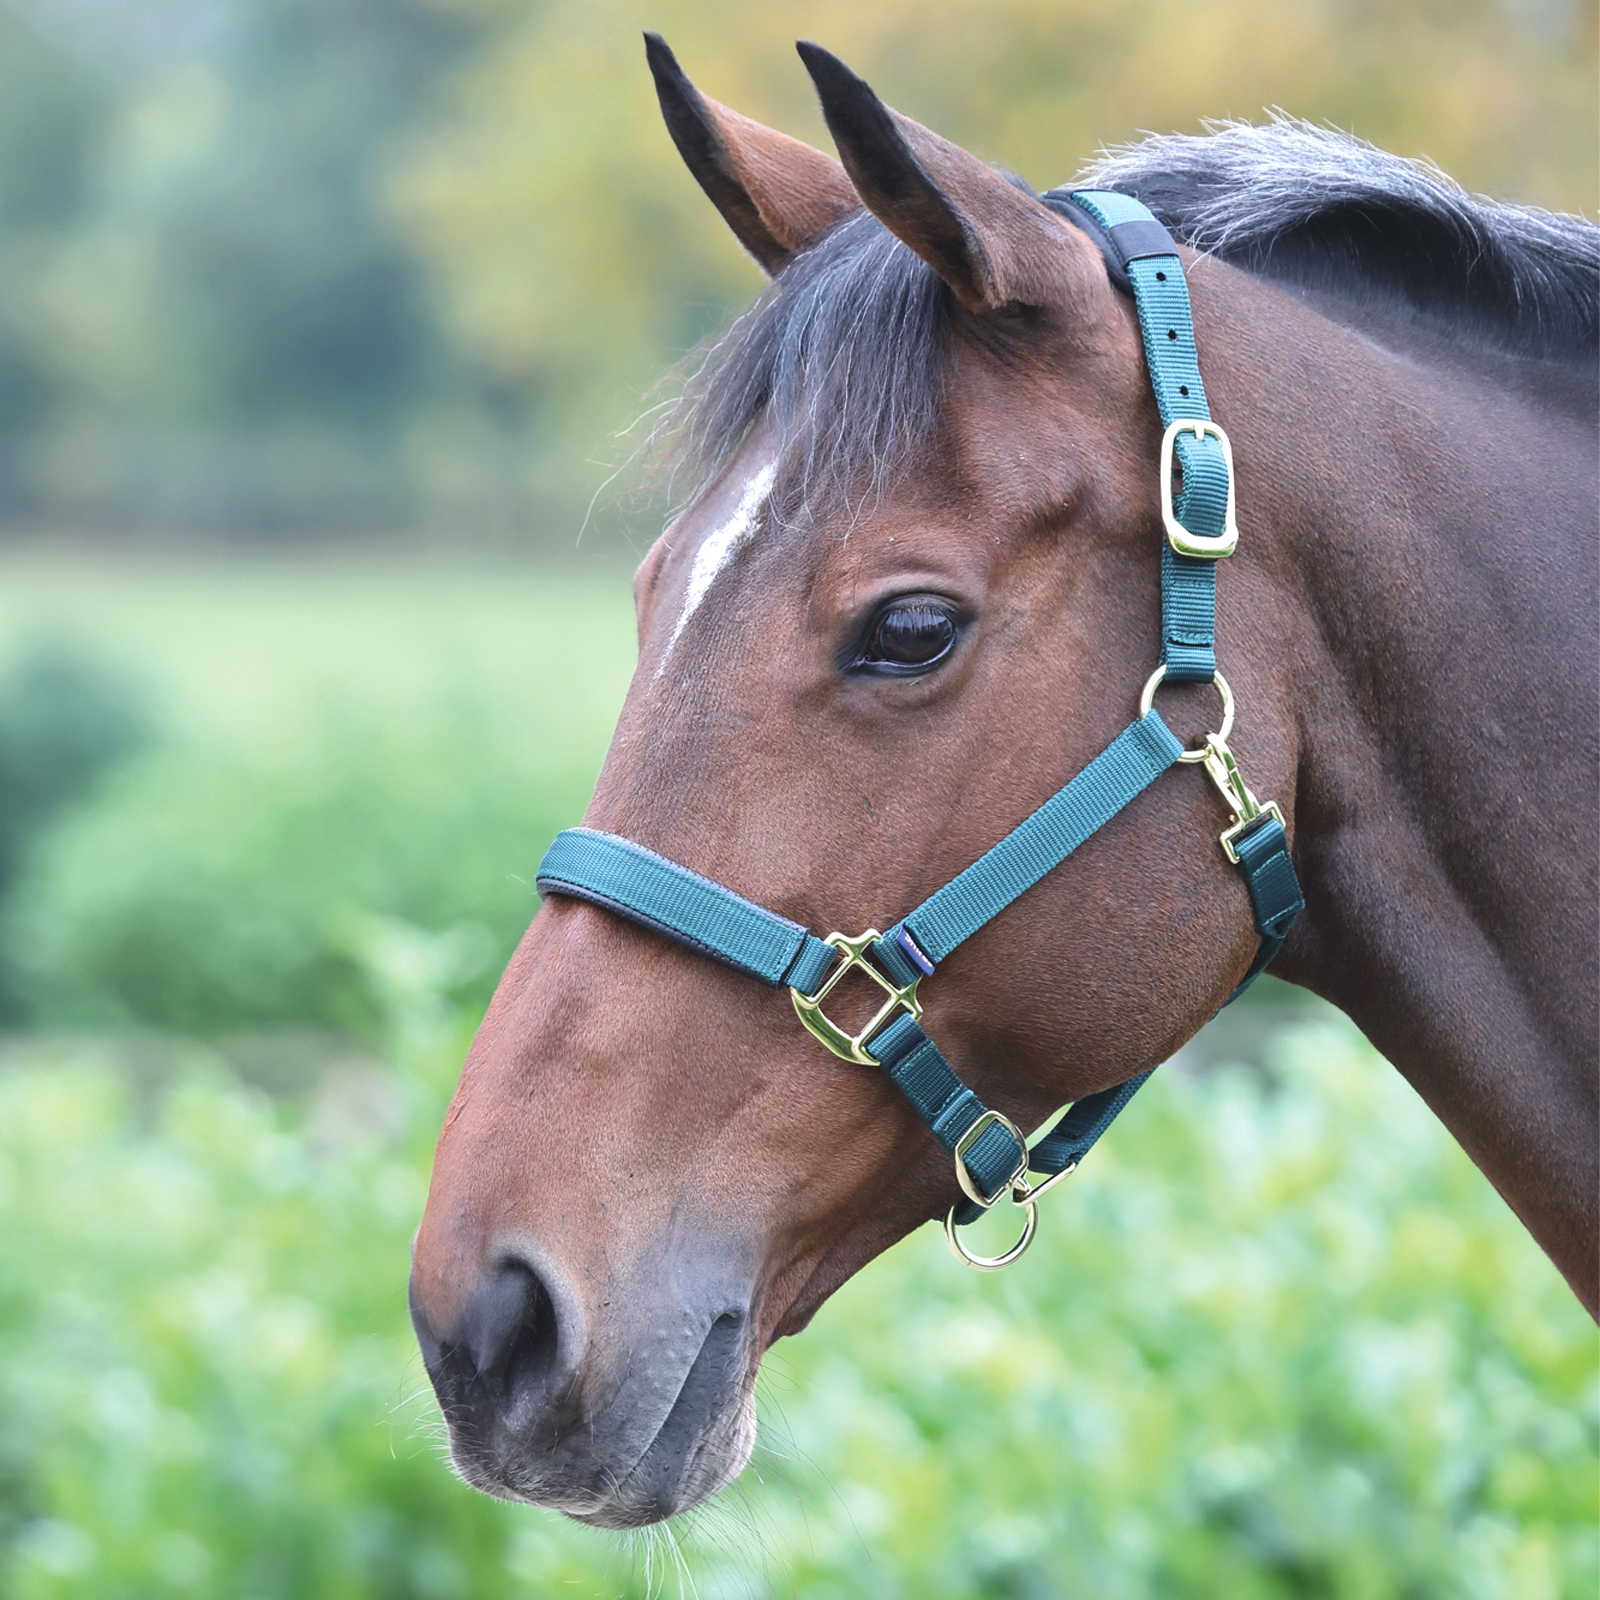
left=0, top=1017, right=1592, bottom=1597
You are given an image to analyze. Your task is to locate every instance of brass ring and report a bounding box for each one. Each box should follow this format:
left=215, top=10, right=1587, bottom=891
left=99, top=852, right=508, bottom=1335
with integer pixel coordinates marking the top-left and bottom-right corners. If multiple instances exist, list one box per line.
left=943, top=1199, right=1038, bottom=1271
left=1138, top=665, right=1234, bottom=763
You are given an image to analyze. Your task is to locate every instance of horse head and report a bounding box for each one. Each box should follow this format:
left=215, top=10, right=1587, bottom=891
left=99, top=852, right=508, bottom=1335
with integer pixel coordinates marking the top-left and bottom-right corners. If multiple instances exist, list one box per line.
left=408, top=37, right=1313, bottom=1528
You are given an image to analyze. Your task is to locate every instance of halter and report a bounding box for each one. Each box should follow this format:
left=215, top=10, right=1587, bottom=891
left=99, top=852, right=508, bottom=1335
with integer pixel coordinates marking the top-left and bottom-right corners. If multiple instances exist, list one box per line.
left=535, top=192, right=1304, bottom=1270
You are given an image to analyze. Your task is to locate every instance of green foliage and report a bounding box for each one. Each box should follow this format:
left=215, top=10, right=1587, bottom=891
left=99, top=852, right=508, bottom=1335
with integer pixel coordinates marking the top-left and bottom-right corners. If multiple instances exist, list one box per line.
left=0, top=1000, right=1592, bottom=1599
left=2, top=706, right=582, bottom=1033
left=0, top=637, right=151, bottom=892
left=0, top=637, right=153, bottom=1016
left=0, top=562, right=636, bottom=1035
left=0, top=1018, right=511, bottom=1600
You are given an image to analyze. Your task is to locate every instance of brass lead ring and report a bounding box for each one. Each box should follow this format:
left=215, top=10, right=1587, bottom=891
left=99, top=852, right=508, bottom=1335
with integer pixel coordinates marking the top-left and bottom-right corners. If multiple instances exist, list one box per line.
left=1139, top=665, right=1234, bottom=763
left=944, top=1199, right=1038, bottom=1271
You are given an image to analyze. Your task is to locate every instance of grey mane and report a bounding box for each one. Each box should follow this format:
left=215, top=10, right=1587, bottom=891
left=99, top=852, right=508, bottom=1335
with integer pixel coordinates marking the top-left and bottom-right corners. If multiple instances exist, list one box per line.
left=666, top=118, right=1597, bottom=512
left=1080, top=117, right=1599, bottom=366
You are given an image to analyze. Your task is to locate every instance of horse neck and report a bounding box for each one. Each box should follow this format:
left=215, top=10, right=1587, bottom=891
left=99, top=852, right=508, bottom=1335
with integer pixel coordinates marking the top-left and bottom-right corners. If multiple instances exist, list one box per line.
left=1196, top=265, right=1598, bottom=1313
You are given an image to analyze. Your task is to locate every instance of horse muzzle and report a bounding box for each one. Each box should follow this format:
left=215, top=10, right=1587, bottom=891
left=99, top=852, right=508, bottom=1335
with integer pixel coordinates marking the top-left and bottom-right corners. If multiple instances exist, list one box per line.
left=408, top=1250, right=759, bottom=1527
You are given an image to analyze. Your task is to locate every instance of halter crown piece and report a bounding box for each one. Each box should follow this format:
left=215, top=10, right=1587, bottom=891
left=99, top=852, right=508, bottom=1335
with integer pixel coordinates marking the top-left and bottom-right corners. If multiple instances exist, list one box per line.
left=536, top=193, right=1305, bottom=1270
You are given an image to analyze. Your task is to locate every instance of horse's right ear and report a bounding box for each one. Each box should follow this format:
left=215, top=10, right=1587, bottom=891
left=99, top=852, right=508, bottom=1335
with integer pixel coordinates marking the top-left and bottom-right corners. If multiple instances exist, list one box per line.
left=646, top=34, right=860, bottom=275
left=797, top=41, right=1103, bottom=317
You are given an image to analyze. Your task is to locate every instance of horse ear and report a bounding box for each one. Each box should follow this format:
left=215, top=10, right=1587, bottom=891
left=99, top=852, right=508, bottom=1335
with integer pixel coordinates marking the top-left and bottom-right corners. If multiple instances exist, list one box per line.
left=797, top=41, right=1098, bottom=315
left=646, top=34, right=860, bottom=275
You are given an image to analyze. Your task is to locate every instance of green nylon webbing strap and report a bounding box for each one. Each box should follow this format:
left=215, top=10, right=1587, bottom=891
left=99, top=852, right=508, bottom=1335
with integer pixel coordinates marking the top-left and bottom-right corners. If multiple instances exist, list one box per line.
left=535, top=827, right=838, bottom=993
left=1051, top=188, right=1229, bottom=683
left=538, top=709, right=1184, bottom=1207
left=538, top=714, right=1184, bottom=1006
left=868, top=1012, right=1026, bottom=1213
left=869, top=711, right=1184, bottom=981
left=868, top=1011, right=1157, bottom=1228
left=1222, top=812, right=1304, bottom=1002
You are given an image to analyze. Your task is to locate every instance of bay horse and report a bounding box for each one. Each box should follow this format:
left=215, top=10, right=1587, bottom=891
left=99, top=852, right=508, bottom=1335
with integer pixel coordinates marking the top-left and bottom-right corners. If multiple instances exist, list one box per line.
left=410, top=37, right=1598, bottom=1528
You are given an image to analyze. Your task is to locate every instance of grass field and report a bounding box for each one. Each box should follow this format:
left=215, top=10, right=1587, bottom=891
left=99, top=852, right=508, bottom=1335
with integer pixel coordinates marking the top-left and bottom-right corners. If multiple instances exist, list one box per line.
left=0, top=551, right=1593, bottom=1600
left=0, top=548, right=639, bottom=756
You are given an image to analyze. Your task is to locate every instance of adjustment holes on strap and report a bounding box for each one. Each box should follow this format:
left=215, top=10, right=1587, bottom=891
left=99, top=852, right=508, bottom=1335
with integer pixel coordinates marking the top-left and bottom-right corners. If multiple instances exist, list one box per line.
left=1166, top=328, right=1178, bottom=340
left=1179, top=385, right=1189, bottom=397
left=1155, top=270, right=1167, bottom=281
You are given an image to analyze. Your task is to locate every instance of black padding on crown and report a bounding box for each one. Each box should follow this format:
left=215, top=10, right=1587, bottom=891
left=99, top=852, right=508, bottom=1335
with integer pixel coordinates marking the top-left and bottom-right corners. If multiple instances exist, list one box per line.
left=1108, top=217, right=1180, bottom=264
left=1039, top=190, right=1131, bottom=294
left=1039, top=190, right=1181, bottom=297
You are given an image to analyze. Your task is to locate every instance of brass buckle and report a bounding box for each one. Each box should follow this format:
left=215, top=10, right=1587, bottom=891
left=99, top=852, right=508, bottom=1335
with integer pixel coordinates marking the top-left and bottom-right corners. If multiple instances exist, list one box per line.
left=790, top=929, right=921, bottom=1066
left=1201, top=732, right=1286, bottom=862
left=951, top=1109, right=1030, bottom=1209
left=1160, top=419, right=1238, bottom=559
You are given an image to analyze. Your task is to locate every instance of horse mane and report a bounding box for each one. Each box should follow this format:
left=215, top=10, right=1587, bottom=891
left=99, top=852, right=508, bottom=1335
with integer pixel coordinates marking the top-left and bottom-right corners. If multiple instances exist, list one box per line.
left=1080, top=116, right=1599, bottom=368
left=663, top=118, right=1597, bottom=512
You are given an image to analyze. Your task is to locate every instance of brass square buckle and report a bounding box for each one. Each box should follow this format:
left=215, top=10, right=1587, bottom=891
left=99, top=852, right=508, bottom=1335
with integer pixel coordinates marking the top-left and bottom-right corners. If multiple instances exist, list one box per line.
left=1160, top=418, right=1238, bottom=559
left=790, top=929, right=922, bottom=1066
left=952, top=1109, right=1031, bottom=1210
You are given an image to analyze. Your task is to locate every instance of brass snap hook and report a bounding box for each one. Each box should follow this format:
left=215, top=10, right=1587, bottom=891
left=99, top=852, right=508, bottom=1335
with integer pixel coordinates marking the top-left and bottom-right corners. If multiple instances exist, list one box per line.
left=1200, top=731, right=1286, bottom=862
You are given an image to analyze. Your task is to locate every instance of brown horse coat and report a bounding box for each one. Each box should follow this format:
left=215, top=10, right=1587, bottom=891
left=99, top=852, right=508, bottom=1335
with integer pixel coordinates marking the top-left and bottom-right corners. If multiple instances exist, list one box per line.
left=409, top=40, right=1599, bottom=1528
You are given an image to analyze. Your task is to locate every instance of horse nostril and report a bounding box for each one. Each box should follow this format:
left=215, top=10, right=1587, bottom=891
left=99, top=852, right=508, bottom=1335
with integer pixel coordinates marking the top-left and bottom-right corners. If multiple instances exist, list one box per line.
left=452, top=1259, right=563, bottom=1406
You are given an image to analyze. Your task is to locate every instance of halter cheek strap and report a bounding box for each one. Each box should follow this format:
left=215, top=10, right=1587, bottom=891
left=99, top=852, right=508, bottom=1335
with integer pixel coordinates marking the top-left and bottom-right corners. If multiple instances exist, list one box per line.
left=1045, top=187, right=1234, bottom=680
left=535, top=192, right=1304, bottom=1270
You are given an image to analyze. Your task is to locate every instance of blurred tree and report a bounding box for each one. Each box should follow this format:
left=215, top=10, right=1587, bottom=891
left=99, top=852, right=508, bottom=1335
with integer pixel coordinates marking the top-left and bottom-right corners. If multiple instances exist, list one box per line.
left=0, top=637, right=151, bottom=1016
left=0, top=0, right=493, bottom=533
left=393, top=0, right=1598, bottom=507
left=0, top=8, right=110, bottom=450
left=0, top=0, right=1592, bottom=542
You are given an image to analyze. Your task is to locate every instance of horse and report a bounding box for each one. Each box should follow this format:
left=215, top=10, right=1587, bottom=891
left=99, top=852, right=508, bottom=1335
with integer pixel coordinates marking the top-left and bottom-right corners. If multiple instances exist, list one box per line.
left=408, top=37, right=1598, bottom=1529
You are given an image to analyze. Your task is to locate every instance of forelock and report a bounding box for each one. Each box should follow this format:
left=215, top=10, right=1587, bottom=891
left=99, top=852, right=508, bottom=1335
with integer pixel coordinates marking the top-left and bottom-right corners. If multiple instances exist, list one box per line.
left=657, top=210, right=950, bottom=529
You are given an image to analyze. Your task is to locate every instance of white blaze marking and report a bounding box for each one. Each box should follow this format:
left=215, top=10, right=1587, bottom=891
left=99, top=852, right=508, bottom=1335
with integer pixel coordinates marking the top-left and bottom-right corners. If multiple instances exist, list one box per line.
left=656, top=462, right=776, bottom=675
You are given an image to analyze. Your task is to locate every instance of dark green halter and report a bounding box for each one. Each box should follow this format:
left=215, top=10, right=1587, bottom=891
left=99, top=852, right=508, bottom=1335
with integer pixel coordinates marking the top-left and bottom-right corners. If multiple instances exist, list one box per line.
left=536, top=192, right=1304, bottom=1269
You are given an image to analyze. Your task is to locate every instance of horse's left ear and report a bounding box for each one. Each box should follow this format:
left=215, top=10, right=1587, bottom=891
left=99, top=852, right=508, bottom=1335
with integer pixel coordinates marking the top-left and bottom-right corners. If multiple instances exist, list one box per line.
left=797, top=41, right=1102, bottom=315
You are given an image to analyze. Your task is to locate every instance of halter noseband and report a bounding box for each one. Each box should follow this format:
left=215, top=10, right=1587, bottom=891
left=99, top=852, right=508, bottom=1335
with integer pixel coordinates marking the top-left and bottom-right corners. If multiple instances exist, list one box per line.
left=535, top=192, right=1304, bottom=1270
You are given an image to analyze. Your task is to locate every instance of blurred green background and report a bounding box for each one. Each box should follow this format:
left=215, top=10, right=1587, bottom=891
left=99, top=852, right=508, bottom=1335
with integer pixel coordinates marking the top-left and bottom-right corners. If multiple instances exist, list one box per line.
left=1, top=0, right=1595, bottom=543
left=0, top=1, right=1595, bottom=1596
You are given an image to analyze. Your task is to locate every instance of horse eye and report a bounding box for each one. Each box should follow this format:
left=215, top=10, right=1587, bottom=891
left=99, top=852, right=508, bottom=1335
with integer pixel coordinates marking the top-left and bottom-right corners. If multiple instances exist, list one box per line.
left=862, top=601, right=957, bottom=673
